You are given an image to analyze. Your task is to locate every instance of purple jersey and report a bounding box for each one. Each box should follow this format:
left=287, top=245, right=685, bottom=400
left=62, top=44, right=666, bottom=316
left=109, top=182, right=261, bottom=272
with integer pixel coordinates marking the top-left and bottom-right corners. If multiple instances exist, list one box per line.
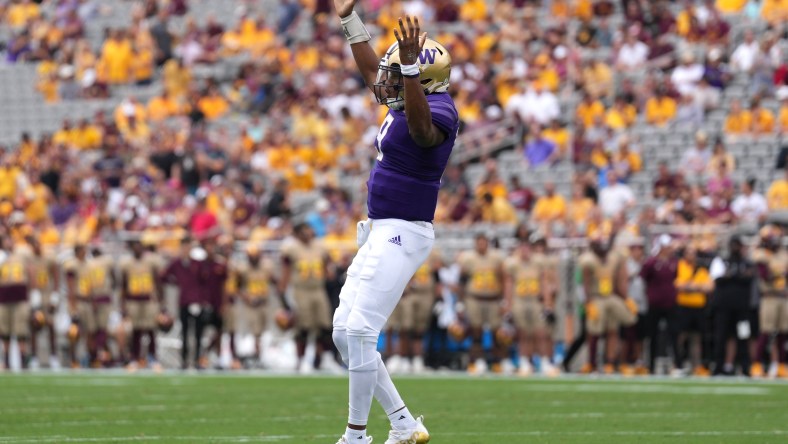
left=368, top=93, right=459, bottom=222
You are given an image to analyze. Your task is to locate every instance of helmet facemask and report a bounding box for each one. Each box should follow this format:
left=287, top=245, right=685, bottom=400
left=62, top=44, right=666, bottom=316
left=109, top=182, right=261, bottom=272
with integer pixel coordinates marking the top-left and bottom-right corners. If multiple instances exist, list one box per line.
left=373, top=62, right=406, bottom=110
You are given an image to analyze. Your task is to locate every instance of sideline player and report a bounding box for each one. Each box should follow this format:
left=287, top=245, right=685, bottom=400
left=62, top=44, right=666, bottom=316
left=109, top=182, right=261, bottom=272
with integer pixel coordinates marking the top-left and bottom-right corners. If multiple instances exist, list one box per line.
left=280, top=223, right=334, bottom=372
left=330, top=0, right=458, bottom=442
left=458, top=234, right=506, bottom=375
left=27, top=237, right=60, bottom=369
left=579, top=236, right=636, bottom=373
left=504, top=238, right=553, bottom=376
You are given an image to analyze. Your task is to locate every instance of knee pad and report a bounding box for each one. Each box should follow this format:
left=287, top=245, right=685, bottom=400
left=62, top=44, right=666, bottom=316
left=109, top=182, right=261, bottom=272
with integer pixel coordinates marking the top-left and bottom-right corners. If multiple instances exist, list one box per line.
left=332, top=329, right=349, bottom=365
left=347, top=309, right=377, bottom=338
left=346, top=334, right=379, bottom=373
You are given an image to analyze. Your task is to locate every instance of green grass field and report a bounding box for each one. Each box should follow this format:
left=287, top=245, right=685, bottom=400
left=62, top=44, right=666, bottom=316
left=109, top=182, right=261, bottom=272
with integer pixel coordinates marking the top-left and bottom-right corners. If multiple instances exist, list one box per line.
left=2, top=373, right=788, bottom=443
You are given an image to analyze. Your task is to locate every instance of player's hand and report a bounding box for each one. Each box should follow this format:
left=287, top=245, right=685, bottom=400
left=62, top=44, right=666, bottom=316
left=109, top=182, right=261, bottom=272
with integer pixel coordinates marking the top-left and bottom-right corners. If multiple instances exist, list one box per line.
left=333, top=0, right=358, bottom=18
left=394, top=16, right=427, bottom=65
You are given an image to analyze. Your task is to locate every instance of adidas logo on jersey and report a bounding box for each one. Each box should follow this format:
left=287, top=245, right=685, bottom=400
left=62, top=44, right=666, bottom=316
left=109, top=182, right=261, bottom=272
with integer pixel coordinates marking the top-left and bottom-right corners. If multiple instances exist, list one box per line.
left=388, top=235, right=402, bottom=246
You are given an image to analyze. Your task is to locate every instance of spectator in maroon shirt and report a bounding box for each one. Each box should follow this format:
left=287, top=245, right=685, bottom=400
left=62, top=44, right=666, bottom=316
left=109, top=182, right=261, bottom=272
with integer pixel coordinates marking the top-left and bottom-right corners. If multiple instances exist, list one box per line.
left=639, top=235, right=680, bottom=374
left=160, top=237, right=207, bottom=369
left=508, top=176, right=536, bottom=212
left=653, top=161, right=677, bottom=200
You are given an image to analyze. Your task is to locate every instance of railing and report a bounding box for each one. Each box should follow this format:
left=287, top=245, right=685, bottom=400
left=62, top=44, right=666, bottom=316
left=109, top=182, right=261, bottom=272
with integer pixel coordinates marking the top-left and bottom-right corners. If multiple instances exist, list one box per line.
left=451, top=116, right=523, bottom=164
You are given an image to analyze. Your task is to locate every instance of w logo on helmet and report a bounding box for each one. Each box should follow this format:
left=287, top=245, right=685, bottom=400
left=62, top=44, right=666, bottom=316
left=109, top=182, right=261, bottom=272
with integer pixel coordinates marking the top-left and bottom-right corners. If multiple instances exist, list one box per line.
left=418, top=49, right=438, bottom=64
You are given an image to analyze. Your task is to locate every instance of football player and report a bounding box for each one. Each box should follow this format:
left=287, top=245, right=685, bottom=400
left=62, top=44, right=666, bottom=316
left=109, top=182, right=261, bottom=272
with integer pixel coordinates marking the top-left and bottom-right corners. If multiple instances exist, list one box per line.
left=279, top=223, right=334, bottom=373
left=239, top=244, right=278, bottom=367
left=504, top=239, right=554, bottom=376
left=675, top=245, right=713, bottom=377
left=63, top=244, right=94, bottom=368
left=330, top=0, right=458, bottom=442
left=27, top=236, right=60, bottom=369
left=0, top=237, right=33, bottom=370
left=579, top=236, right=637, bottom=373
left=88, top=247, right=116, bottom=367
left=120, top=241, right=162, bottom=370
left=387, top=250, right=442, bottom=374
left=200, top=238, right=228, bottom=369
left=458, top=233, right=506, bottom=375
left=751, top=227, right=788, bottom=378
left=223, top=243, right=241, bottom=370
left=529, top=235, right=560, bottom=375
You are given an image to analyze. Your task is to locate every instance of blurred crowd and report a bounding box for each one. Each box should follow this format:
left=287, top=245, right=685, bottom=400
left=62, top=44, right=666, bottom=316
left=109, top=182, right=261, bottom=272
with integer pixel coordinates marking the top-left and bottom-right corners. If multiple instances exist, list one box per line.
left=1, top=0, right=788, bottom=373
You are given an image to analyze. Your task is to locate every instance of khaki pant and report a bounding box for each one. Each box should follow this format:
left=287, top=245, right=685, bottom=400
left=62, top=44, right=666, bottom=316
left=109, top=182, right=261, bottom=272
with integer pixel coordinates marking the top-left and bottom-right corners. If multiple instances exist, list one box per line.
left=465, top=297, right=503, bottom=330
left=293, top=288, right=331, bottom=331
left=127, top=299, right=159, bottom=331
left=760, top=297, right=788, bottom=333
left=0, top=301, right=30, bottom=338
left=388, top=293, right=433, bottom=332
left=244, top=302, right=269, bottom=337
left=75, top=300, right=111, bottom=333
left=512, top=298, right=546, bottom=334
left=586, top=296, right=636, bottom=335
left=223, top=299, right=237, bottom=333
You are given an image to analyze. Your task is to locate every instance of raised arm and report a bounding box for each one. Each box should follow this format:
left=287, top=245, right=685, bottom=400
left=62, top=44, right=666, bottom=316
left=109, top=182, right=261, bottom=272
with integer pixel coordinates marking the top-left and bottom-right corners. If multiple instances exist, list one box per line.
left=334, top=0, right=379, bottom=88
left=395, top=17, right=446, bottom=148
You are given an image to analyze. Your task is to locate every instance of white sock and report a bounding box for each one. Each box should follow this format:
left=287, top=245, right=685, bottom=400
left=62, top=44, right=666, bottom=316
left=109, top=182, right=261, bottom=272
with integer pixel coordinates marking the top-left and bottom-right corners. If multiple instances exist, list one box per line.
left=387, top=405, right=417, bottom=431
left=348, top=335, right=378, bottom=425
left=345, top=427, right=367, bottom=441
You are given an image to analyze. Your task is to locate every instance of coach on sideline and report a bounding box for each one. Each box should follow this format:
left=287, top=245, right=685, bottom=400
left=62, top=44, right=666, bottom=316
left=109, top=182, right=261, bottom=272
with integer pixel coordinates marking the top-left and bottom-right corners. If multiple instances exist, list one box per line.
left=709, top=236, right=756, bottom=376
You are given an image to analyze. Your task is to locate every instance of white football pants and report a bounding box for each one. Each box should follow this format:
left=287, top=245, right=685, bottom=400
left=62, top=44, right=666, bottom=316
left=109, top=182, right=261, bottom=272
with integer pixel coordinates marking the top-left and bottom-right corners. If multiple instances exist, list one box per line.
left=333, top=218, right=434, bottom=425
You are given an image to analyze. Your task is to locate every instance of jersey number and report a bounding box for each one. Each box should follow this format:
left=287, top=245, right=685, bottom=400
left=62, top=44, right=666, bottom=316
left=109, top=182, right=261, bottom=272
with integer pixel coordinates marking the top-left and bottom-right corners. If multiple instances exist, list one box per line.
left=375, top=115, right=395, bottom=161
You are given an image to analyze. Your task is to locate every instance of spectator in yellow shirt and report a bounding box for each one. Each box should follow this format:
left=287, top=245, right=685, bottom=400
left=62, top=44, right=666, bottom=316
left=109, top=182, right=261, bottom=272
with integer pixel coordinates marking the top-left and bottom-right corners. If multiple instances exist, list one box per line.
left=131, top=45, right=154, bottom=85
left=197, top=86, right=229, bottom=120
left=761, top=0, right=788, bottom=25
left=460, top=0, right=487, bottom=22
left=147, top=91, right=181, bottom=121
left=581, top=58, right=614, bottom=100
left=567, top=183, right=595, bottom=226
left=645, top=88, right=677, bottom=126
left=72, top=119, right=103, bottom=150
left=532, top=182, right=567, bottom=222
left=36, top=72, right=59, bottom=103
left=612, top=137, right=642, bottom=180
left=576, top=93, right=605, bottom=128
left=716, top=0, right=747, bottom=13
left=542, top=120, right=570, bottom=157
left=605, top=95, right=637, bottom=130
left=479, top=192, right=518, bottom=224
left=750, top=100, right=775, bottom=134
left=5, top=0, right=40, bottom=28
left=100, top=29, right=133, bottom=84
left=52, top=120, right=77, bottom=148
left=767, top=169, right=788, bottom=210
left=0, top=162, right=22, bottom=200
left=724, top=99, right=750, bottom=134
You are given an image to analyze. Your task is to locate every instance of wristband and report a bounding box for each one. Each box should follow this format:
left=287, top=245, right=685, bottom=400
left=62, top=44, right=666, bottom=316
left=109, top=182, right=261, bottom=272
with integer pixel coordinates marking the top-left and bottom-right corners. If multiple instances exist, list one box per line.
left=340, top=11, right=372, bottom=44
left=399, top=63, right=420, bottom=78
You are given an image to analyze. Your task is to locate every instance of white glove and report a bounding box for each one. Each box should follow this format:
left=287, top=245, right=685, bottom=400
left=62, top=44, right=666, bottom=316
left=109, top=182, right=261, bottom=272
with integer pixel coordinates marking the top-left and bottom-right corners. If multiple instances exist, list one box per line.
left=356, top=219, right=372, bottom=248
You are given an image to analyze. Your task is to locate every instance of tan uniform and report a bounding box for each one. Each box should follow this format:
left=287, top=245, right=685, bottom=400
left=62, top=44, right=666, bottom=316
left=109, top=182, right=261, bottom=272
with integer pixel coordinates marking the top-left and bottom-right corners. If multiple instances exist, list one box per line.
left=0, top=252, right=31, bottom=337
left=120, top=254, right=160, bottom=330
left=754, top=249, right=788, bottom=333
left=579, top=251, right=635, bottom=335
left=505, top=255, right=547, bottom=334
left=282, top=239, right=331, bottom=330
left=459, top=249, right=504, bottom=330
left=29, top=253, right=57, bottom=308
left=239, top=259, right=276, bottom=336
left=223, top=262, right=239, bottom=333
left=390, top=252, right=438, bottom=332
left=64, top=257, right=100, bottom=333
